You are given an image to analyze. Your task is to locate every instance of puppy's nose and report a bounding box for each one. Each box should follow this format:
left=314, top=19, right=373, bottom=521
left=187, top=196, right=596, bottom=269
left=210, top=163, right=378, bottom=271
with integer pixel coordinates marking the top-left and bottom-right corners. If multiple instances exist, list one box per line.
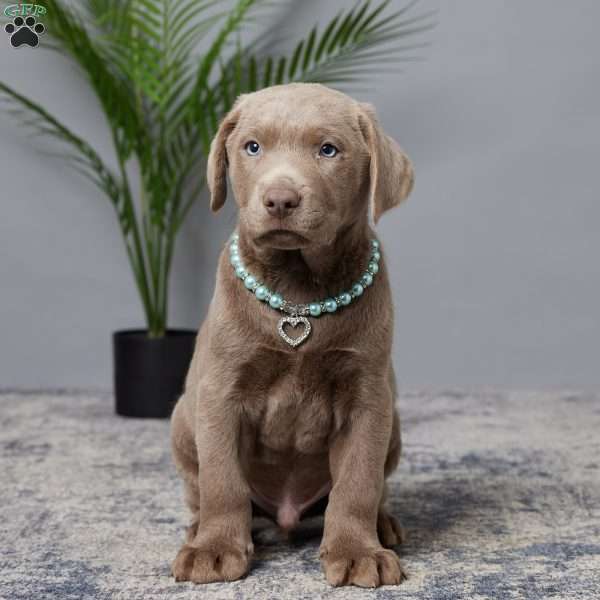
left=263, top=187, right=301, bottom=218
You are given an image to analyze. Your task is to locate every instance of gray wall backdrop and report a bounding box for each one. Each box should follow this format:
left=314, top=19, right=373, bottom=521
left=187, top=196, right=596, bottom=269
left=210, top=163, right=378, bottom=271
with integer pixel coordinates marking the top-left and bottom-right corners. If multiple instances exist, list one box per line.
left=1, top=0, right=599, bottom=390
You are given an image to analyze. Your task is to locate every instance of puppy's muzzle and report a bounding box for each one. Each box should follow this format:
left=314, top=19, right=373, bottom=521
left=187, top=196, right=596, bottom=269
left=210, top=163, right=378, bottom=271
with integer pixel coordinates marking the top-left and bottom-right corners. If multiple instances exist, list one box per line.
left=263, top=186, right=301, bottom=219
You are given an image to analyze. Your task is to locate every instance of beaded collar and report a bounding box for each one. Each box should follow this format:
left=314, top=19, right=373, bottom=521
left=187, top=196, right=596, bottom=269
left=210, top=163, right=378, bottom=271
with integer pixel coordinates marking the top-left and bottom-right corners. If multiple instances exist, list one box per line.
left=228, top=233, right=381, bottom=347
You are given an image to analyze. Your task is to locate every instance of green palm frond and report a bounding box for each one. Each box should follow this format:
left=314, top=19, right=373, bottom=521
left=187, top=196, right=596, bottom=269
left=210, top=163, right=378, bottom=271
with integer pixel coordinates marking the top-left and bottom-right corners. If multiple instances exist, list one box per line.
left=220, top=0, right=435, bottom=100
left=0, top=0, right=434, bottom=336
left=41, top=1, right=142, bottom=158
left=0, top=82, right=124, bottom=222
left=0, top=80, right=157, bottom=327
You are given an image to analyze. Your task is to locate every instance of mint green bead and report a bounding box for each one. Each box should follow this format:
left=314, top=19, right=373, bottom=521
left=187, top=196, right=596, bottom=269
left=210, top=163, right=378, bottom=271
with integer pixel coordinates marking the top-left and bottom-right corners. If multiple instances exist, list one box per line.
left=230, top=255, right=241, bottom=268
left=372, top=250, right=381, bottom=262
left=368, top=261, right=379, bottom=275
left=352, top=283, right=364, bottom=297
left=244, top=275, right=257, bottom=289
left=339, top=293, right=352, bottom=306
left=269, top=293, right=283, bottom=309
left=361, top=272, right=373, bottom=287
left=255, top=285, right=268, bottom=301
left=309, top=302, right=322, bottom=317
left=371, top=239, right=380, bottom=250
left=324, top=298, right=337, bottom=313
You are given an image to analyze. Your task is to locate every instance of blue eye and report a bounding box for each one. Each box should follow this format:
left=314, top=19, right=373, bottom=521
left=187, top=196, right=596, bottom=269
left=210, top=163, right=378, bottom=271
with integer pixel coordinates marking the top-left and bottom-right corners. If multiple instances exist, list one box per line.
left=245, top=141, right=261, bottom=156
left=319, top=143, right=338, bottom=158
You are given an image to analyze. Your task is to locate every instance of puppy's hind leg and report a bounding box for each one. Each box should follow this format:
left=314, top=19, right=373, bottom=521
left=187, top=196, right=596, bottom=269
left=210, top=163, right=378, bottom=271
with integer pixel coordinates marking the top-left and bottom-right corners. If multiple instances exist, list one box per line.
left=170, top=396, right=200, bottom=542
left=182, top=482, right=200, bottom=543
left=378, top=412, right=406, bottom=547
left=377, top=499, right=406, bottom=547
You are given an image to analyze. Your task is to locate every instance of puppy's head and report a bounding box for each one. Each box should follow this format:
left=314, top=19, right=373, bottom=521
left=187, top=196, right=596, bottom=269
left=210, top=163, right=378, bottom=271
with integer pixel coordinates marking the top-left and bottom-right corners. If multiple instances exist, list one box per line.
left=207, top=83, right=413, bottom=250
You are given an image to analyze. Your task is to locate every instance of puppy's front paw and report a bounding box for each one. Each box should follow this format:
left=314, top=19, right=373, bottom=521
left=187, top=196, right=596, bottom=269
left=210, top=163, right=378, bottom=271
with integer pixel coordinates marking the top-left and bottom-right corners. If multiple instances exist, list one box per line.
left=320, top=540, right=407, bottom=588
left=172, top=538, right=252, bottom=584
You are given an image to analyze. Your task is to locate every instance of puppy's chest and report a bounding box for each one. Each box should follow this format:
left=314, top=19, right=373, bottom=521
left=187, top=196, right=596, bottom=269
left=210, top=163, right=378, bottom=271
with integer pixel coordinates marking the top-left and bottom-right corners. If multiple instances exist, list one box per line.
left=237, top=349, right=358, bottom=454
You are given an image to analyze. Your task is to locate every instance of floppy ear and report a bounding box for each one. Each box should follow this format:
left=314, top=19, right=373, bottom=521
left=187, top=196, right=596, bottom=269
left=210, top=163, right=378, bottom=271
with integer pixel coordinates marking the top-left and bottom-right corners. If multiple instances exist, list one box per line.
left=357, top=102, right=414, bottom=223
left=206, top=97, right=245, bottom=212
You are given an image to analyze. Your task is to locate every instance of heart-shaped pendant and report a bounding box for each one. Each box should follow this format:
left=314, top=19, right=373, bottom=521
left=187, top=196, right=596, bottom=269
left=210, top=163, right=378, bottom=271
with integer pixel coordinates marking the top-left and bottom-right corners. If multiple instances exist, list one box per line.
left=277, top=316, right=311, bottom=347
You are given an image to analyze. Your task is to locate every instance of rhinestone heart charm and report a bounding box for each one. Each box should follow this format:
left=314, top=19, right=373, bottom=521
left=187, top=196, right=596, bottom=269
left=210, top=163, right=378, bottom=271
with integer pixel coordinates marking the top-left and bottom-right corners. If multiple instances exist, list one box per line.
left=277, top=316, right=311, bottom=348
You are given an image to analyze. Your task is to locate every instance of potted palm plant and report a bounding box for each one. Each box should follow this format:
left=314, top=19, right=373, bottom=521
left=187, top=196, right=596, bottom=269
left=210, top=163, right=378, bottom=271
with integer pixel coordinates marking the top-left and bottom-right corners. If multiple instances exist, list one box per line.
left=0, top=0, right=433, bottom=417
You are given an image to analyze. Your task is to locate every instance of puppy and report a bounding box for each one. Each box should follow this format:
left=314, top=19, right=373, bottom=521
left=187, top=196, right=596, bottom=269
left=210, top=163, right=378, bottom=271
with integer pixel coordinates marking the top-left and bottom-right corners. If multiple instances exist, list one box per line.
left=171, top=83, right=414, bottom=588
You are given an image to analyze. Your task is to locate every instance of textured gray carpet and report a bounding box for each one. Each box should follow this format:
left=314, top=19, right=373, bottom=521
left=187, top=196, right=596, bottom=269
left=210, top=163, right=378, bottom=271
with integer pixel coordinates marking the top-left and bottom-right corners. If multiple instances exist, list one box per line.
left=1, top=390, right=599, bottom=599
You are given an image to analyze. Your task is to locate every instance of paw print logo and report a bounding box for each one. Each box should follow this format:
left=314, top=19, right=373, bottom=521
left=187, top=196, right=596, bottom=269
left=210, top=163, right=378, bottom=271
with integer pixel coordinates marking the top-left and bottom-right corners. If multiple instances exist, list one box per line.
left=4, top=15, right=45, bottom=48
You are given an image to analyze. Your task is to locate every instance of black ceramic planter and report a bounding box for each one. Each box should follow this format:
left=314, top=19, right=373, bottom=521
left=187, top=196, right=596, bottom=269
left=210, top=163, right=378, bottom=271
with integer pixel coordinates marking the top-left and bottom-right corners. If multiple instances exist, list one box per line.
left=113, top=329, right=196, bottom=418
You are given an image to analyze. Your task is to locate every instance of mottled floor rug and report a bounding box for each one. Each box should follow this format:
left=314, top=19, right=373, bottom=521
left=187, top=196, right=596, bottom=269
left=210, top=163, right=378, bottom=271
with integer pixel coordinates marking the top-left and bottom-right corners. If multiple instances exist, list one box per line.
left=1, top=390, right=599, bottom=600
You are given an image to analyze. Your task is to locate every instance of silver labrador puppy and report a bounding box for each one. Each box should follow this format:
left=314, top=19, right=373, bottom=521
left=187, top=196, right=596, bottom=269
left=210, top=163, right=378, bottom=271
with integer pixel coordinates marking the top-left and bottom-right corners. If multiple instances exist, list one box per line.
left=171, top=83, right=414, bottom=588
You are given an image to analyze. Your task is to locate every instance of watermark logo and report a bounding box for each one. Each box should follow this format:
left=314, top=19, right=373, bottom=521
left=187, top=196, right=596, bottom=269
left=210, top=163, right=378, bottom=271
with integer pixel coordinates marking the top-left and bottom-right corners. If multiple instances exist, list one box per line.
left=3, top=4, right=46, bottom=47
left=4, top=3, right=46, bottom=17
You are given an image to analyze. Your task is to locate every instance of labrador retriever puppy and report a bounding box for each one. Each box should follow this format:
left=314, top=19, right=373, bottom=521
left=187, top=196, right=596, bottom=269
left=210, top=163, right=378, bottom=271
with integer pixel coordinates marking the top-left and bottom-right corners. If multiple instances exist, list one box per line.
left=170, top=83, right=414, bottom=588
